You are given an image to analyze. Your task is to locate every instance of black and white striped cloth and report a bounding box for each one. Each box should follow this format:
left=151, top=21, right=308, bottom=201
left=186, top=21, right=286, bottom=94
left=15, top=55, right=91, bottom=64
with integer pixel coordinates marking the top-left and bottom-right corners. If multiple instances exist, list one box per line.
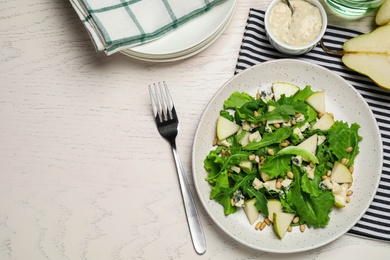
left=235, top=9, right=390, bottom=242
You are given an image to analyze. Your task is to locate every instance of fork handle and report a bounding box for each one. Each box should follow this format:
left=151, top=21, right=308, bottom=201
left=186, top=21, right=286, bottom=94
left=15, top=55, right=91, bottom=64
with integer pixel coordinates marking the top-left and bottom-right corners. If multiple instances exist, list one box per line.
left=171, top=143, right=206, bottom=255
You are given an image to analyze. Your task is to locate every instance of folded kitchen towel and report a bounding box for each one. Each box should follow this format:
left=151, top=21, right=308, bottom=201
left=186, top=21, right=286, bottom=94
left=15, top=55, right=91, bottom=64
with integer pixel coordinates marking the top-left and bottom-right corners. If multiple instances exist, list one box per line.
left=235, top=9, right=390, bottom=242
left=69, top=0, right=225, bottom=55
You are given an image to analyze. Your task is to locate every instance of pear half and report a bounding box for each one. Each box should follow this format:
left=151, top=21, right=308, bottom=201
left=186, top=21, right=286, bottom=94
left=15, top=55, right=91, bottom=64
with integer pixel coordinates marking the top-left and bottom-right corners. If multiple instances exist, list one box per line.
left=376, top=0, right=390, bottom=26
left=341, top=24, right=390, bottom=90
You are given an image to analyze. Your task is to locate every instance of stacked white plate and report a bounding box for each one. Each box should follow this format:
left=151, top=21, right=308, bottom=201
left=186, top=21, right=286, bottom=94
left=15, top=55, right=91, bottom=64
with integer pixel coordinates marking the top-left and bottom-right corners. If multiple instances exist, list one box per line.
left=120, top=0, right=237, bottom=62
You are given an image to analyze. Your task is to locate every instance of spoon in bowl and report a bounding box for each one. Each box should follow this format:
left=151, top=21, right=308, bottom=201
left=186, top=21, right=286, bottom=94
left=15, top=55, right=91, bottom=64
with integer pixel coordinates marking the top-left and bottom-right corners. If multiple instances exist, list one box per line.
left=284, top=0, right=294, bottom=15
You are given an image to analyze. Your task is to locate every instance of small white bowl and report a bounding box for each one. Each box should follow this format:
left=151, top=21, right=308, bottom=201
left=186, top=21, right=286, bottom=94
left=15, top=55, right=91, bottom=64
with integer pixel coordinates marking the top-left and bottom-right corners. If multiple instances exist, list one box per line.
left=264, top=0, right=327, bottom=55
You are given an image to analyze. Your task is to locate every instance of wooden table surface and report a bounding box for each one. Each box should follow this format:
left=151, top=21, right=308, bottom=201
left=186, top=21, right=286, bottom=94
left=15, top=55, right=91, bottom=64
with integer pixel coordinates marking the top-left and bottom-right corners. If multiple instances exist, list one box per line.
left=1, top=0, right=389, bottom=259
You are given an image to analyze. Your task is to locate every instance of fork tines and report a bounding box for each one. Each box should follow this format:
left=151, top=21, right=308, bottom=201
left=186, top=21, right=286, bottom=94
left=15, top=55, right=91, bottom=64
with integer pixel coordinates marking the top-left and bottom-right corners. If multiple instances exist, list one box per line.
left=148, top=81, right=174, bottom=123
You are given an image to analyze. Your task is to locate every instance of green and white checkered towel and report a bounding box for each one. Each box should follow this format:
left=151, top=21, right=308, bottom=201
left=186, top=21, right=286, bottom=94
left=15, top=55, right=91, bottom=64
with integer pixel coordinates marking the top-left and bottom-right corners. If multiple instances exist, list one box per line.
left=69, top=0, right=226, bottom=55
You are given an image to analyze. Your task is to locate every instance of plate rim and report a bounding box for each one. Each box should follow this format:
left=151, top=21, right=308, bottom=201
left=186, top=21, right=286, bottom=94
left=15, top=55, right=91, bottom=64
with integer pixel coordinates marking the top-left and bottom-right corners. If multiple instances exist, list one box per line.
left=191, top=59, right=383, bottom=253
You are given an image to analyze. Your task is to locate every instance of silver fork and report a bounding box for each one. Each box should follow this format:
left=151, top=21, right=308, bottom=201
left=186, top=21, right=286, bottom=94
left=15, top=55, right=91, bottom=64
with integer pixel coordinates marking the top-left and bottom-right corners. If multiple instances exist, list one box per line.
left=148, top=82, right=206, bottom=255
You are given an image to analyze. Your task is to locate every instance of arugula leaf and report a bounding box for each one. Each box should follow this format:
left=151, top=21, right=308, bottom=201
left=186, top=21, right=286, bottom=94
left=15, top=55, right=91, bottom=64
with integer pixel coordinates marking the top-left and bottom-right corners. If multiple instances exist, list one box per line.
left=220, top=110, right=234, bottom=121
left=205, top=151, right=250, bottom=182
left=263, top=104, right=296, bottom=122
left=210, top=171, right=237, bottom=215
left=235, top=98, right=267, bottom=123
left=244, top=128, right=293, bottom=150
left=246, top=187, right=269, bottom=216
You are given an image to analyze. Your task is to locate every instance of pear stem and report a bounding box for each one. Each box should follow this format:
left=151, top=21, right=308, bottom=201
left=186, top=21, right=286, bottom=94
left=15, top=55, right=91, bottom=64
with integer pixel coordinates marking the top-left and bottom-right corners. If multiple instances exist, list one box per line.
left=320, top=38, right=345, bottom=56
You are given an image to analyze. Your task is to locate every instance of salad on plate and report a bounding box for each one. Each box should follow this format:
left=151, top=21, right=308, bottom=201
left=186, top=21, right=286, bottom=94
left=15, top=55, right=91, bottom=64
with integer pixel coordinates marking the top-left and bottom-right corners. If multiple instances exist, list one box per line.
left=203, top=82, right=362, bottom=239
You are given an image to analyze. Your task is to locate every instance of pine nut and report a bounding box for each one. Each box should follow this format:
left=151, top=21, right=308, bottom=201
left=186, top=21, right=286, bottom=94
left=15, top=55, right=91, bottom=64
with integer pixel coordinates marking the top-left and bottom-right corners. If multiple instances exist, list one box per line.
left=264, top=217, right=271, bottom=226
left=322, top=175, right=328, bottom=180
left=287, top=171, right=294, bottom=179
left=259, top=156, right=265, bottom=161
left=346, top=146, right=353, bottom=153
left=280, top=142, right=288, bottom=147
left=309, top=162, right=315, bottom=168
left=230, top=198, right=235, bottom=207
left=346, top=196, right=351, bottom=203
left=294, top=112, right=302, bottom=118
left=256, top=92, right=261, bottom=100
left=299, top=224, right=306, bottom=233
left=287, top=226, right=293, bottom=232
left=255, top=221, right=262, bottom=230
left=341, top=158, right=349, bottom=165
left=249, top=154, right=256, bottom=161
left=273, top=123, right=280, bottom=128
left=318, top=113, right=324, bottom=118
left=291, top=120, right=296, bottom=125
left=327, top=170, right=332, bottom=177
left=347, top=190, right=353, bottom=196
left=293, top=216, right=300, bottom=224
left=260, top=221, right=267, bottom=230
left=212, top=137, right=218, bottom=146
left=275, top=181, right=282, bottom=189
left=254, top=110, right=259, bottom=117
left=267, top=149, right=275, bottom=156
left=349, top=165, right=354, bottom=174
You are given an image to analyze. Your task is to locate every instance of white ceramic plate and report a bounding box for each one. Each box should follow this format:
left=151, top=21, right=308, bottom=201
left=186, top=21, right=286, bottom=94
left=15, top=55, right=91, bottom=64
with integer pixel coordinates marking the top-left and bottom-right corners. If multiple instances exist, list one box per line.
left=120, top=0, right=236, bottom=61
left=192, top=59, right=382, bottom=253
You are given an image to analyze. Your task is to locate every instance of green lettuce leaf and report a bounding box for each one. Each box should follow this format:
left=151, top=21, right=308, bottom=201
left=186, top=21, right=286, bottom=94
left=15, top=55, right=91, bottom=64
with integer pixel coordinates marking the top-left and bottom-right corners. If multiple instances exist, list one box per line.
left=259, top=154, right=291, bottom=179
left=328, top=121, right=362, bottom=166
left=284, top=166, right=335, bottom=227
left=224, top=92, right=255, bottom=109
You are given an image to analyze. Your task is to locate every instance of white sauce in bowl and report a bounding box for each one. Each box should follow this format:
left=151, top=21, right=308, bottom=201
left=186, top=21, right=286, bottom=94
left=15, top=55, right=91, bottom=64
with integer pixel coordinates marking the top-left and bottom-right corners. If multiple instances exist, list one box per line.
left=268, top=0, right=322, bottom=46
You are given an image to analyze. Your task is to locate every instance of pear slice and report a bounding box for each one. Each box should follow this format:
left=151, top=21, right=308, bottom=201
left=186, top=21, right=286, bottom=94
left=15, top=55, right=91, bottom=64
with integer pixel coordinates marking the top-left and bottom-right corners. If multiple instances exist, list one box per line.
left=342, top=25, right=390, bottom=90
left=216, top=116, right=240, bottom=140
left=342, top=53, right=390, bottom=90
left=376, top=0, right=390, bottom=26
left=297, top=134, right=318, bottom=156
left=243, top=198, right=259, bottom=225
left=333, top=183, right=349, bottom=208
left=239, top=160, right=253, bottom=171
left=238, top=130, right=251, bottom=147
left=259, top=170, right=271, bottom=182
left=267, top=199, right=283, bottom=222
left=272, top=82, right=300, bottom=101
left=276, top=146, right=319, bottom=164
left=312, top=113, right=334, bottom=131
left=330, top=161, right=353, bottom=184
left=273, top=212, right=295, bottom=239
left=305, top=91, right=325, bottom=114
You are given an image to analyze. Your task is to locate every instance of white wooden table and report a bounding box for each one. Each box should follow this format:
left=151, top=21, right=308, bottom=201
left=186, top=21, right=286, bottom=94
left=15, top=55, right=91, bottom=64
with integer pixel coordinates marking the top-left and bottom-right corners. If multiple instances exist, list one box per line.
left=1, top=0, right=389, bottom=259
